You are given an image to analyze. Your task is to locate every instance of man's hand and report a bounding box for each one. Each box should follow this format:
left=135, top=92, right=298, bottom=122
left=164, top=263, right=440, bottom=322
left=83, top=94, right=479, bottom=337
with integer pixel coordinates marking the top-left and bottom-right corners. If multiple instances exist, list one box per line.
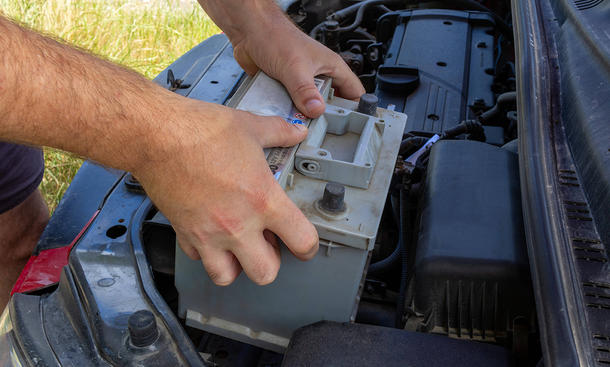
left=0, top=16, right=318, bottom=286
left=134, top=102, right=319, bottom=285
left=198, top=0, right=365, bottom=118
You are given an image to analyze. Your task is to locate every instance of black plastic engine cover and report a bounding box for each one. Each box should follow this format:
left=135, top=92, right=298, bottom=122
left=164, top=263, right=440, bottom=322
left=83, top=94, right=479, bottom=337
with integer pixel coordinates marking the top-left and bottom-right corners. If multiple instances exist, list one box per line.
left=412, top=140, right=533, bottom=342
left=376, top=10, right=496, bottom=134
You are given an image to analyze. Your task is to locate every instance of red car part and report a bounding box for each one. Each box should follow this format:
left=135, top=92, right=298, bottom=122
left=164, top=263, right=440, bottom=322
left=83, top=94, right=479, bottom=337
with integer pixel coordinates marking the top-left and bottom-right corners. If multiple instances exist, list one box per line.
left=11, top=210, right=100, bottom=295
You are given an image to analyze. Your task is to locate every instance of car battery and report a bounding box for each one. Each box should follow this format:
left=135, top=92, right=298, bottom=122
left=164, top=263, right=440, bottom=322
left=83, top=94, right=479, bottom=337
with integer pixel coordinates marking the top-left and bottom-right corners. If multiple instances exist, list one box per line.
left=174, top=72, right=407, bottom=352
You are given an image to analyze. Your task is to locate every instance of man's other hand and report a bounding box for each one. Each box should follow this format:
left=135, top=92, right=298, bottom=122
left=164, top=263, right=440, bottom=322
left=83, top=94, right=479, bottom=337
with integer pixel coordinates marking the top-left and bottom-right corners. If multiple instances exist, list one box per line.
left=231, top=24, right=365, bottom=118
left=198, top=0, right=366, bottom=119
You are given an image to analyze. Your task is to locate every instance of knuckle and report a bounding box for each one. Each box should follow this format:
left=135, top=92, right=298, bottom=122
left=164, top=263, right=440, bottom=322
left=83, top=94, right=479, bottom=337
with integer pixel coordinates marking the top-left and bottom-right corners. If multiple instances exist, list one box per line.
left=329, top=54, right=346, bottom=72
left=273, top=117, right=294, bottom=135
left=209, top=211, right=245, bottom=238
left=205, top=261, right=238, bottom=286
left=296, top=228, right=319, bottom=257
left=207, top=270, right=232, bottom=286
left=207, top=270, right=221, bottom=282
left=292, top=80, right=318, bottom=98
left=249, top=254, right=280, bottom=286
left=333, top=52, right=346, bottom=66
left=246, top=188, right=272, bottom=215
left=176, top=222, right=209, bottom=244
left=215, top=276, right=236, bottom=286
left=184, top=246, right=201, bottom=261
left=253, top=266, right=279, bottom=286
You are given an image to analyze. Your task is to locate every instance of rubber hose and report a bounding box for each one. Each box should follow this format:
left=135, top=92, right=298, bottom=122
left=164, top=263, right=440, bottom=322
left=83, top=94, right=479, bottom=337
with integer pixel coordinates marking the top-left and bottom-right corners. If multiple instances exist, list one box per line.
left=312, top=0, right=511, bottom=39
left=440, top=119, right=485, bottom=141
left=479, top=91, right=517, bottom=123
left=368, top=195, right=401, bottom=276
left=311, top=0, right=402, bottom=38
left=330, top=1, right=394, bottom=21
left=352, top=28, right=376, bottom=40
left=368, top=240, right=400, bottom=276
left=309, top=22, right=326, bottom=39
left=338, top=0, right=403, bottom=33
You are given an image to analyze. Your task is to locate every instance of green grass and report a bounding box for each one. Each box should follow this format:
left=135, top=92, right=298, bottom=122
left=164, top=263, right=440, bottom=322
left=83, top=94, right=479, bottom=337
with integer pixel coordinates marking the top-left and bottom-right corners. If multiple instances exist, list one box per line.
left=1, top=0, right=220, bottom=212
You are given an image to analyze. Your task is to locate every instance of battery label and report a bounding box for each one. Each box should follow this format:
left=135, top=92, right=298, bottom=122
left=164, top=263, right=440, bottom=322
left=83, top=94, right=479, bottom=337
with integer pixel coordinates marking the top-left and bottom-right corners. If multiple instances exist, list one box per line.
left=233, top=72, right=328, bottom=181
left=265, top=77, right=327, bottom=180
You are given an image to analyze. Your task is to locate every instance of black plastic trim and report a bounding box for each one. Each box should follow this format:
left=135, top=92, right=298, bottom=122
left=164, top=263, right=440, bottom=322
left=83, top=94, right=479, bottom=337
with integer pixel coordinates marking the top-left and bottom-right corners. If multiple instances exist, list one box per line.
left=34, top=162, right=123, bottom=254
left=130, top=198, right=207, bottom=366
left=512, top=0, right=595, bottom=365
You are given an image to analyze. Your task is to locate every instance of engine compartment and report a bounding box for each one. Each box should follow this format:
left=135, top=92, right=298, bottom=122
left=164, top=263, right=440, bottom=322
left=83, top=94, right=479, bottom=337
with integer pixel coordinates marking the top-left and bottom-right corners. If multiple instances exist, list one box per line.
left=143, top=1, right=540, bottom=365
left=8, top=0, right=610, bottom=365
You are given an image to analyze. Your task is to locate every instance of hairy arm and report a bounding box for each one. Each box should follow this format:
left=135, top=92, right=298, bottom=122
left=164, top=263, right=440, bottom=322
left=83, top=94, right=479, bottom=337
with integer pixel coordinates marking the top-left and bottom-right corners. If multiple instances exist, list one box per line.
left=0, top=17, right=174, bottom=171
left=197, top=0, right=365, bottom=118
left=0, top=16, right=319, bottom=286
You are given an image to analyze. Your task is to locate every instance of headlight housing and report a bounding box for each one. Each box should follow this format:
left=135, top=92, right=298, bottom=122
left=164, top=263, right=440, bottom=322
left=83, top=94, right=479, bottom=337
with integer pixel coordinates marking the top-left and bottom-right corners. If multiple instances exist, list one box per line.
left=0, top=306, right=27, bottom=366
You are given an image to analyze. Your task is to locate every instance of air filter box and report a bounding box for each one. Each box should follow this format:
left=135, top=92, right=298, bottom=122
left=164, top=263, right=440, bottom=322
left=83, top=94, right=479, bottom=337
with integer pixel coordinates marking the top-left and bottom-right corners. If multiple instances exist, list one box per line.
left=412, top=140, right=534, bottom=342
left=174, top=72, right=407, bottom=352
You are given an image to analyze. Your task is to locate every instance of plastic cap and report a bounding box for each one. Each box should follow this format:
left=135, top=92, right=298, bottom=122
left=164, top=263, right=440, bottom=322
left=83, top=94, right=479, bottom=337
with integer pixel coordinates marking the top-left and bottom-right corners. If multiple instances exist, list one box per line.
left=128, top=310, right=159, bottom=347
left=321, top=182, right=346, bottom=212
left=357, top=94, right=378, bottom=116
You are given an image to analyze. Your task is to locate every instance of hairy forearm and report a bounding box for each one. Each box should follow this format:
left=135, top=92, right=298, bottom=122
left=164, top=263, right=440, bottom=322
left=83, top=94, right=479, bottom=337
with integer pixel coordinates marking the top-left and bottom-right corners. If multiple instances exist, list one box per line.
left=0, top=16, right=185, bottom=172
left=196, top=0, right=291, bottom=44
left=0, top=10, right=323, bottom=287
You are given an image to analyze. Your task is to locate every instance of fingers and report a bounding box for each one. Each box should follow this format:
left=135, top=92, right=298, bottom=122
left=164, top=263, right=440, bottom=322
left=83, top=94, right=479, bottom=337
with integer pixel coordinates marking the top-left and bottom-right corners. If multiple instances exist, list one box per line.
left=279, top=68, right=326, bottom=118
left=246, top=113, right=309, bottom=148
left=179, top=239, right=201, bottom=261
left=279, top=55, right=364, bottom=118
left=265, top=184, right=319, bottom=261
left=326, top=56, right=366, bottom=100
left=232, top=231, right=282, bottom=285
left=199, top=245, right=243, bottom=286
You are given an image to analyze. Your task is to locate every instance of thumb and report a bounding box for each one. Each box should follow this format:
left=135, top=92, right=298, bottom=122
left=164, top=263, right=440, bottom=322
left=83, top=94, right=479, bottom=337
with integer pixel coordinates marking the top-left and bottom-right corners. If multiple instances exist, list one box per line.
left=247, top=113, right=309, bottom=148
left=280, top=69, right=325, bottom=118
left=233, top=43, right=259, bottom=76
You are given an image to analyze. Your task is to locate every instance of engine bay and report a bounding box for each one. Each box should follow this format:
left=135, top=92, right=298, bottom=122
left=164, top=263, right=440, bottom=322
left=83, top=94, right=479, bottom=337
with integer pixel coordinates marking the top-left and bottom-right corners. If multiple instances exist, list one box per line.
left=142, top=0, right=540, bottom=365
left=7, top=0, right=610, bottom=365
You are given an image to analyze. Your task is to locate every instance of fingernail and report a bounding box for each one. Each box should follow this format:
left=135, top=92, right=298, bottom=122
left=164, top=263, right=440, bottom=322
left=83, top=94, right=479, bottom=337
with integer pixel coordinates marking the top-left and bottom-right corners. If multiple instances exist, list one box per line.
left=305, top=98, right=323, bottom=114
